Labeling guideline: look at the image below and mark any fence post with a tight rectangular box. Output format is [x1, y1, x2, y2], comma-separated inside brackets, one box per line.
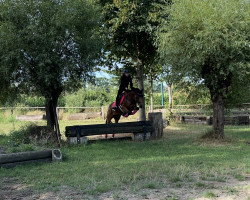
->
[101, 106, 105, 120]
[148, 112, 163, 139]
[56, 107, 59, 119]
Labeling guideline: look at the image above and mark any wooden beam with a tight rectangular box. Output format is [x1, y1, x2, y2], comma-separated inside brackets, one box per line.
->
[65, 121, 153, 137]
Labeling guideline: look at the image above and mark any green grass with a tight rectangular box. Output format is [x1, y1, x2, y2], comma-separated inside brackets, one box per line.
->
[204, 191, 217, 198]
[195, 182, 206, 188]
[0, 121, 249, 195]
[226, 187, 239, 194]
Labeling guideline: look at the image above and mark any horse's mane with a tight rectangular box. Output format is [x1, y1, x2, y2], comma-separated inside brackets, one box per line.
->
[125, 88, 142, 94]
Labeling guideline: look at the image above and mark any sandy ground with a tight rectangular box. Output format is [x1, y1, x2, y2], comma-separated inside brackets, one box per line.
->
[0, 176, 249, 200]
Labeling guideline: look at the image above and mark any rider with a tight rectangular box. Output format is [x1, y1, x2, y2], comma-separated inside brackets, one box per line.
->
[112, 69, 134, 111]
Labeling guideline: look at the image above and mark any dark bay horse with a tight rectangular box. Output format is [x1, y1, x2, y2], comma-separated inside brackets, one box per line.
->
[106, 88, 143, 124]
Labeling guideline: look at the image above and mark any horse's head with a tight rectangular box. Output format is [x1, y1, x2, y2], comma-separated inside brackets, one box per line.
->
[132, 88, 144, 104]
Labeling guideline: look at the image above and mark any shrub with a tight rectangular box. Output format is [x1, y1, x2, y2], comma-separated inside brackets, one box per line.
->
[9, 124, 57, 146]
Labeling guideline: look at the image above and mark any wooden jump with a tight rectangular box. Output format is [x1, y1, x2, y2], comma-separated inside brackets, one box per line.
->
[65, 112, 163, 144]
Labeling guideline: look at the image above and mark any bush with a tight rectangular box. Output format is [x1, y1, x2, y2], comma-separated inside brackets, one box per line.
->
[65, 86, 116, 108]
[7, 144, 35, 153]
[9, 124, 57, 146]
[9, 126, 33, 144]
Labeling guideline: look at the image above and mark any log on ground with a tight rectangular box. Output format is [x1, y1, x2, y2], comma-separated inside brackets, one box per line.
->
[0, 150, 52, 164]
[68, 112, 101, 120]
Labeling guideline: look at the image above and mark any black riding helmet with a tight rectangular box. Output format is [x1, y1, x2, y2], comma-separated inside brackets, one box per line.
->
[124, 69, 130, 73]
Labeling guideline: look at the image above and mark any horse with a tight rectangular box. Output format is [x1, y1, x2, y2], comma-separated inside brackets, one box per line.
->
[106, 88, 144, 125]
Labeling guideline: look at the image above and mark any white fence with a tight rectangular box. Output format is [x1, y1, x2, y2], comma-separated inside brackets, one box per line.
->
[0, 106, 106, 121]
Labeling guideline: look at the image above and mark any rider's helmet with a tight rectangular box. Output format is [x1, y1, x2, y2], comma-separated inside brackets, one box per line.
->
[124, 69, 130, 74]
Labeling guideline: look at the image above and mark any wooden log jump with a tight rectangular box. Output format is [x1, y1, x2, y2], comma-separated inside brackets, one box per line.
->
[65, 112, 163, 144]
[0, 149, 62, 168]
[68, 112, 102, 120]
[16, 114, 46, 121]
[176, 115, 249, 125]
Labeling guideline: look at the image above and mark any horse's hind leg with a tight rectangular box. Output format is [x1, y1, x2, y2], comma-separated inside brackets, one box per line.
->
[112, 115, 121, 138]
[105, 105, 113, 138]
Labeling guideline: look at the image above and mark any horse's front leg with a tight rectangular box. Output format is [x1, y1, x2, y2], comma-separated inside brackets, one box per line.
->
[119, 106, 130, 116]
[114, 116, 121, 123]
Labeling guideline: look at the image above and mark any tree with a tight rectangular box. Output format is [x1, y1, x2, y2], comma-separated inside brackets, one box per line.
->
[145, 64, 162, 111]
[101, 0, 171, 120]
[0, 0, 102, 130]
[161, 64, 175, 109]
[225, 74, 250, 108]
[158, 0, 250, 138]
[0, 17, 19, 105]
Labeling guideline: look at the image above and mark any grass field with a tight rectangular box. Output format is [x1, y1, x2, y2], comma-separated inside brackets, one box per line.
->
[0, 119, 250, 199]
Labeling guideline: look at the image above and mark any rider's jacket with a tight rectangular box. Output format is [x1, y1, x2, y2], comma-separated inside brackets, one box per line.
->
[119, 74, 133, 90]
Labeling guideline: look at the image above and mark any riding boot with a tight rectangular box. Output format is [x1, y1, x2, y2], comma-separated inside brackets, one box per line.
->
[112, 97, 120, 111]
[113, 88, 123, 108]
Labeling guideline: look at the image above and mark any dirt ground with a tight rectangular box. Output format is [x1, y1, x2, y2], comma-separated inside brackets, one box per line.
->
[0, 176, 249, 200]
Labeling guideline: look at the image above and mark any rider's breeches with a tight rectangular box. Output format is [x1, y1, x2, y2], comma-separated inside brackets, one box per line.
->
[116, 87, 124, 106]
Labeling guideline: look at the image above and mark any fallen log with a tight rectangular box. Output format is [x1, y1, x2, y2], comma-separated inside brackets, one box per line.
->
[0, 149, 62, 168]
[68, 112, 101, 120]
[16, 115, 46, 121]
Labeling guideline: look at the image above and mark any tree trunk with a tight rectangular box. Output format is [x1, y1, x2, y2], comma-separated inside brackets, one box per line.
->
[150, 75, 153, 112]
[136, 61, 146, 121]
[212, 94, 225, 139]
[167, 83, 173, 109]
[45, 88, 62, 131]
[52, 95, 61, 146]
[45, 98, 55, 130]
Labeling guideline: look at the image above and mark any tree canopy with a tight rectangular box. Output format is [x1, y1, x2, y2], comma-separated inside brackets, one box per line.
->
[101, 0, 171, 120]
[158, 0, 250, 138]
[0, 0, 102, 128]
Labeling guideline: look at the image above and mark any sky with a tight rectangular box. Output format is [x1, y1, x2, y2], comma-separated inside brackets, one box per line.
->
[95, 70, 113, 79]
